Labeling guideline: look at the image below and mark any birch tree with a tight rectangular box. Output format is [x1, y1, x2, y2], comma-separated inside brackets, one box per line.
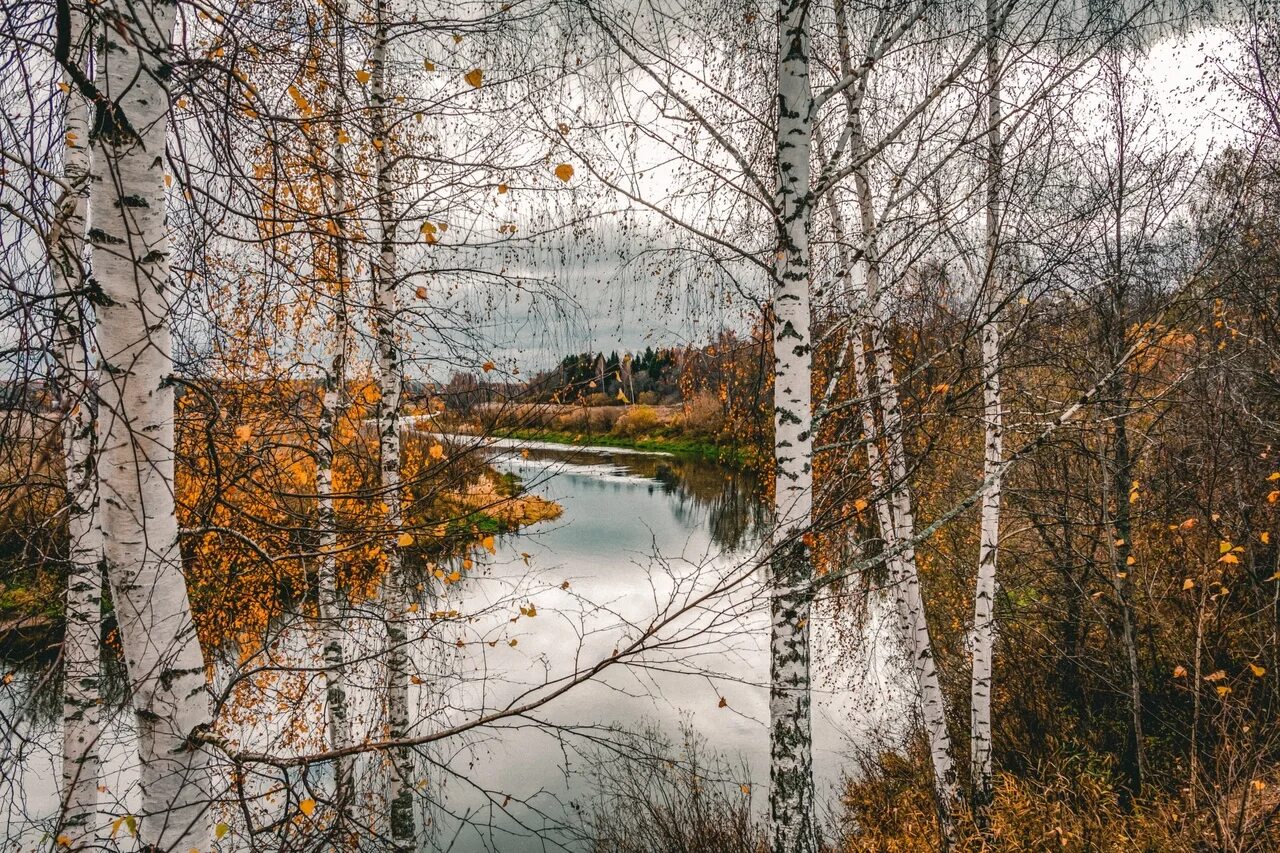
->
[48, 4, 101, 847]
[90, 0, 211, 846]
[970, 0, 1005, 816]
[769, 4, 818, 851]
[366, 0, 420, 843]
[316, 0, 356, 828]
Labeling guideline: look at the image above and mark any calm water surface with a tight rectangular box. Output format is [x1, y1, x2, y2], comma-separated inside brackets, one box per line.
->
[1, 439, 907, 851]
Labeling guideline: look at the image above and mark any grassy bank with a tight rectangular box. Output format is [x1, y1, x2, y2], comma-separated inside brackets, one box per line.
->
[490, 427, 749, 465]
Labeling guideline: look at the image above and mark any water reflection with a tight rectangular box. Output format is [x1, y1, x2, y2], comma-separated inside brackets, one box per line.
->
[1, 441, 901, 853]
[481, 440, 768, 553]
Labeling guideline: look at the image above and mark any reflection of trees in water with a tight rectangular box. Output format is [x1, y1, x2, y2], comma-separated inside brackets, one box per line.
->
[620, 455, 766, 552]
[1, 642, 131, 728]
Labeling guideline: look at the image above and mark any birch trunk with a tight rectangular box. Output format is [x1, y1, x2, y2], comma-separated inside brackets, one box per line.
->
[91, 1, 211, 847]
[822, 189, 910, 637]
[769, 3, 817, 851]
[316, 5, 354, 827]
[51, 7, 101, 846]
[848, 112, 961, 845]
[970, 0, 1004, 815]
[369, 4, 419, 845]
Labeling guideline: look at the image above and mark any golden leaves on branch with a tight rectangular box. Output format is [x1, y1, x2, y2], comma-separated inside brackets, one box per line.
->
[464, 68, 484, 88]
[554, 163, 574, 182]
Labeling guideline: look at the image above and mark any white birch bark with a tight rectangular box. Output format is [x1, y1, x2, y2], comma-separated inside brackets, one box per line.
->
[369, 3, 419, 845]
[50, 6, 101, 846]
[823, 190, 910, 638]
[970, 0, 1004, 814]
[847, 109, 961, 845]
[769, 3, 817, 851]
[316, 5, 355, 828]
[91, 1, 211, 847]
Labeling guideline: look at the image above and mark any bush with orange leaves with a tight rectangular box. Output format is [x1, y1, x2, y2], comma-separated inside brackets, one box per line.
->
[175, 376, 557, 652]
[836, 743, 1275, 853]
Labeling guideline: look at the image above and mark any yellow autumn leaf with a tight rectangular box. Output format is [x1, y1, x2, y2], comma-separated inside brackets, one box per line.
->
[854, 498, 869, 513]
[1179, 518, 1197, 530]
[216, 822, 231, 839]
[1216, 685, 1232, 697]
[1220, 540, 1234, 554]
[464, 68, 484, 88]
[424, 59, 435, 71]
[1204, 669, 1226, 682]
[1250, 663, 1266, 677]
[447, 570, 461, 583]
[398, 532, 415, 547]
[1268, 471, 1280, 481]
[1263, 532, 1271, 544]
[164, 173, 173, 188]
[497, 183, 508, 194]
[482, 360, 495, 372]
[429, 443, 445, 460]
[1182, 578, 1195, 591]
[482, 535, 495, 554]
[299, 798, 316, 816]
[554, 163, 575, 182]
[508, 638, 518, 647]
[355, 69, 371, 84]
[1220, 553, 1240, 564]
[286, 84, 310, 113]
[740, 783, 751, 795]
[56, 835, 71, 847]
[1269, 490, 1280, 503]
[235, 424, 252, 442]
[407, 602, 419, 613]
[1172, 665, 1187, 678]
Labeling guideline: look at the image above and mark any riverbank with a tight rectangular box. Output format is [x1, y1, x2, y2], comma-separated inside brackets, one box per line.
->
[487, 427, 751, 465]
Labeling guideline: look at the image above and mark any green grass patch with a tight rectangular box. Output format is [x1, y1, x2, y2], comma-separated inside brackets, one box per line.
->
[491, 427, 749, 465]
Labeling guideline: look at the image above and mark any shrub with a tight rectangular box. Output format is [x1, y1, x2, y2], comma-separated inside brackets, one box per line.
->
[681, 391, 725, 437]
[576, 724, 765, 853]
[587, 406, 624, 432]
[552, 407, 590, 432]
[613, 405, 661, 438]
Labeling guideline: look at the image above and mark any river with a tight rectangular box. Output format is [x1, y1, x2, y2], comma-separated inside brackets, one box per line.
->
[1, 439, 907, 851]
